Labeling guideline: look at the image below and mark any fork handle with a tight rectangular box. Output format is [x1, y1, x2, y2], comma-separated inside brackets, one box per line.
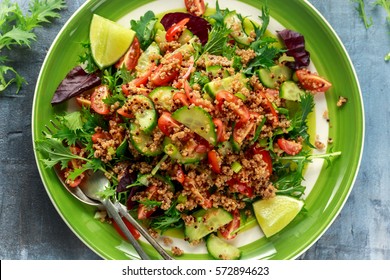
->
[116, 202, 174, 260]
[102, 199, 150, 260]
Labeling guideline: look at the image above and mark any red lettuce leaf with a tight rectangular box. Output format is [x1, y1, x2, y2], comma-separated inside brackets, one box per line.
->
[51, 66, 101, 105]
[160, 12, 211, 45]
[277, 29, 310, 69]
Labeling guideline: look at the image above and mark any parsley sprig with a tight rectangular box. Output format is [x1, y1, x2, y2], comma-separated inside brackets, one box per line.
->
[0, 0, 66, 93]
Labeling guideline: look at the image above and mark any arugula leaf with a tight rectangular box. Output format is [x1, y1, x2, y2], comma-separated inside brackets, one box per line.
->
[0, 0, 66, 93]
[130, 11, 157, 51]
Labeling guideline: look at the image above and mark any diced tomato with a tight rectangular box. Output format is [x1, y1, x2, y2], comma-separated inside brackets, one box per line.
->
[67, 176, 83, 188]
[277, 138, 302, 155]
[158, 111, 181, 136]
[233, 120, 255, 145]
[219, 209, 240, 240]
[213, 118, 229, 143]
[216, 90, 250, 123]
[208, 150, 222, 174]
[184, 0, 206, 16]
[166, 18, 190, 42]
[115, 37, 141, 71]
[259, 91, 278, 125]
[137, 185, 158, 220]
[295, 69, 332, 92]
[250, 145, 273, 177]
[112, 217, 141, 240]
[91, 85, 110, 115]
[173, 92, 190, 106]
[184, 80, 214, 110]
[172, 164, 185, 184]
[150, 53, 183, 86]
[227, 178, 254, 198]
[121, 63, 155, 95]
[91, 132, 110, 143]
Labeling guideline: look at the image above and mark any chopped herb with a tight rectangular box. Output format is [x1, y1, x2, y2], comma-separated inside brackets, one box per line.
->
[130, 11, 157, 51]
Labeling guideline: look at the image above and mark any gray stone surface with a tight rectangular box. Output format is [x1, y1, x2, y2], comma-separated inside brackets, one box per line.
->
[0, 0, 389, 260]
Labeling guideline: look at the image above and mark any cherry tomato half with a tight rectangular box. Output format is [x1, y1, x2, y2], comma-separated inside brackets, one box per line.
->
[115, 37, 141, 71]
[91, 85, 110, 115]
[184, 0, 206, 16]
[150, 53, 183, 86]
[111, 217, 141, 240]
[216, 90, 250, 123]
[219, 209, 240, 240]
[295, 69, 332, 92]
[277, 138, 302, 155]
[208, 150, 222, 174]
[166, 18, 190, 42]
[158, 111, 181, 136]
[250, 145, 273, 177]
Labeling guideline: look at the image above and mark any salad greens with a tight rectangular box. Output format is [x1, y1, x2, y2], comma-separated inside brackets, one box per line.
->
[36, 0, 340, 259]
[0, 0, 66, 94]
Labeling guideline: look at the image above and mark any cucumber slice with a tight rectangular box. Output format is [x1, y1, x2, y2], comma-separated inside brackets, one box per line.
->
[136, 42, 160, 77]
[129, 123, 163, 156]
[206, 234, 241, 260]
[185, 208, 233, 242]
[203, 73, 248, 99]
[224, 11, 251, 46]
[280, 81, 305, 101]
[149, 86, 178, 112]
[163, 137, 206, 164]
[127, 95, 157, 133]
[257, 65, 292, 89]
[171, 106, 217, 146]
[178, 29, 194, 45]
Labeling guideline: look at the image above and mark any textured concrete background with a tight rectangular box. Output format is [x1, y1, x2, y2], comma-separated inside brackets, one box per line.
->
[0, 0, 389, 260]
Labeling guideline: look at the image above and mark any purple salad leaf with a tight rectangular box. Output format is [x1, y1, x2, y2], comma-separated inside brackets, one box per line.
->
[160, 12, 211, 45]
[277, 29, 310, 69]
[51, 66, 101, 105]
[117, 168, 138, 193]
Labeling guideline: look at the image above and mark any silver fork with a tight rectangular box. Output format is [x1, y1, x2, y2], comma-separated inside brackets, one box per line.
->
[42, 120, 173, 260]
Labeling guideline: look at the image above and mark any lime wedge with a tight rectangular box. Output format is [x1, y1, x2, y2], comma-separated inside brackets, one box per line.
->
[253, 195, 304, 237]
[89, 14, 135, 69]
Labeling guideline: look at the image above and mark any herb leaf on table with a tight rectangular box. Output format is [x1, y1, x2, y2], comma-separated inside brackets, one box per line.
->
[0, 0, 66, 94]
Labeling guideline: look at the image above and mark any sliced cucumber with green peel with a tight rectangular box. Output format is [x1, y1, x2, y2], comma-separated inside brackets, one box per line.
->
[136, 41, 160, 76]
[129, 123, 163, 156]
[171, 106, 217, 146]
[178, 29, 194, 45]
[127, 95, 157, 133]
[206, 234, 241, 260]
[203, 73, 248, 99]
[163, 137, 206, 164]
[257, 65, 292, 89]
[224, 11, 251, 46]
[280, 81, 305, 101]
[149, 86, 178, 112]
[185, 208, 233, 242]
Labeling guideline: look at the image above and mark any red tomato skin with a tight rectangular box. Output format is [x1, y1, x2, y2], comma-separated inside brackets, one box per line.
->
[166, 18, 190, 42]
[150, 53, 183, 86]
[295, 69, 332, 92]
[173, 92, 190, 106]
[216, 90, 250, 123]
[91, 85, 110, 115]
[250, 146, 273, 177]
[112, 217, 141, 240]
[208, 150, 222, 174]
[226, 178, 254, 198]
[115, 37, 141, 71]
[259, 91, 278, 125]
[213, 118, 229, 143]
[219, 209, 240, 240]
[184, 0, 206, 16]
[91, 132, 110, 143]
[158, 112, 181, 136]
[277, 138, 302, 155]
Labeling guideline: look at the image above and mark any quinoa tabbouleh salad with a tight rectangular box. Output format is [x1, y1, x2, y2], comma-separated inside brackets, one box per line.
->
[36, 0, 341, 259]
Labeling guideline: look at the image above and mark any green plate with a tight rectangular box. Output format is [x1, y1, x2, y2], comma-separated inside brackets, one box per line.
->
[32, 0, 364, 260]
